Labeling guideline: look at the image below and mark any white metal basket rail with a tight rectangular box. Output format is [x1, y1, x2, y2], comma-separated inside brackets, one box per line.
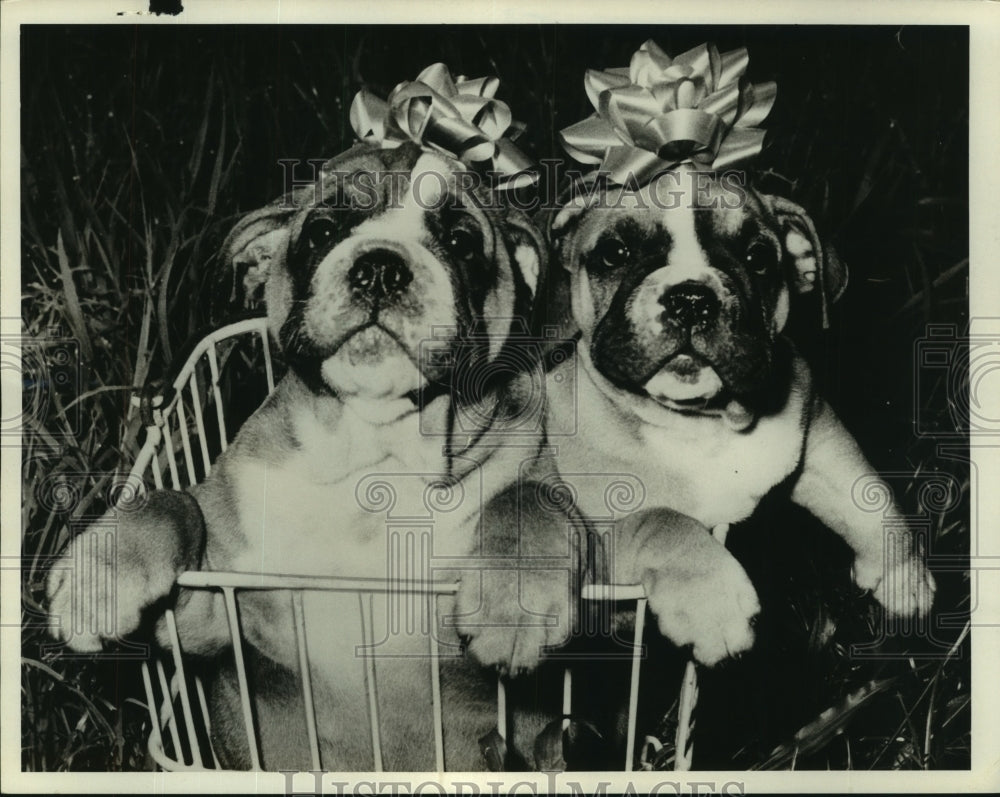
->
[122, 319, 709, 773]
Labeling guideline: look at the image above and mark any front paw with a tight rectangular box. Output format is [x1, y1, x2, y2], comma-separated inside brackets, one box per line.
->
[455, 569, 572, 676]
[854, 545, 935, 618]
[46, 526, 147, 652]
[46, 490, 203, 652]
[643, 553, 760, 667]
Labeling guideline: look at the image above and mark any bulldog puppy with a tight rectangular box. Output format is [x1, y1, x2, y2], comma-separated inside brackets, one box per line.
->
[46, 141, 574, 770]
[543, 166, 935, 664]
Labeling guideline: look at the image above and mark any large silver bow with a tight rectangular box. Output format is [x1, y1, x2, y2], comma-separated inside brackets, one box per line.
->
[560, 41, 777, 186]
[350, 63, 536, 190]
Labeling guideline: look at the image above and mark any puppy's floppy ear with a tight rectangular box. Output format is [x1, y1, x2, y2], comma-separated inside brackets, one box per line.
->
[765, 194, 848, 328]
[549, 199, 588, 238]
[537, 186, 596, 340]
[214, 149, 380, 322]
[215, 205, 294, 320]
[499, 207, 547, 300]
[546, 193, 594, 270]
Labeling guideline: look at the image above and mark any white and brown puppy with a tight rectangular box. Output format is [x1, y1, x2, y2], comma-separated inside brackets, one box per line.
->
[543, 166, 935, 664]
[46, 142, 572, 771]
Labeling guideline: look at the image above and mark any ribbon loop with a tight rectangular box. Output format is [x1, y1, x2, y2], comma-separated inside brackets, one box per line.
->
[559, 40, 776, 187]
[350, 63, 536, 190]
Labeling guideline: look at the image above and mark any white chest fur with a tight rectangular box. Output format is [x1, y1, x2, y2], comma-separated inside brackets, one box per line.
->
[226, 401, 483, 578]
[545, 355, 810, 529]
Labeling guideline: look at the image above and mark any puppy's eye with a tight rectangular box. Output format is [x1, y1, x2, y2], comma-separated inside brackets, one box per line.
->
[304, 217, 338, 250]
[594, 237, 630, 269]
[446, 227, 481, 262]
[745, 240, 778, 275]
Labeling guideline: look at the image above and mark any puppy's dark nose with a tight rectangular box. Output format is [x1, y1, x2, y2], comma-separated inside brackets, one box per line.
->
[660, 283, 720, 328]
[348, 249, 413, 299]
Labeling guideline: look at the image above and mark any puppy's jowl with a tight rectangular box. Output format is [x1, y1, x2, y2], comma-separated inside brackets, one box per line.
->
[544, 166, 935, 665]
[46, 141, 573, 771]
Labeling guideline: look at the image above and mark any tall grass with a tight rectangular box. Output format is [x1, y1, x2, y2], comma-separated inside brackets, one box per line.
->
[20, 29, 249, 770]
[20, 25, 969, 771]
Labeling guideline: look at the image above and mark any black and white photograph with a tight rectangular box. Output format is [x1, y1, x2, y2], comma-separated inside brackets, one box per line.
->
[2, 1, 997, 794]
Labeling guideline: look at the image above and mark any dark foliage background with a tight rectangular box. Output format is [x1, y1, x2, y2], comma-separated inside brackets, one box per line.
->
[20, 24, 969, 771]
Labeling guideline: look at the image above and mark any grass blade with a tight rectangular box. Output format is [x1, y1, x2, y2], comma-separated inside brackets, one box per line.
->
[54, 232, 93, 362]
